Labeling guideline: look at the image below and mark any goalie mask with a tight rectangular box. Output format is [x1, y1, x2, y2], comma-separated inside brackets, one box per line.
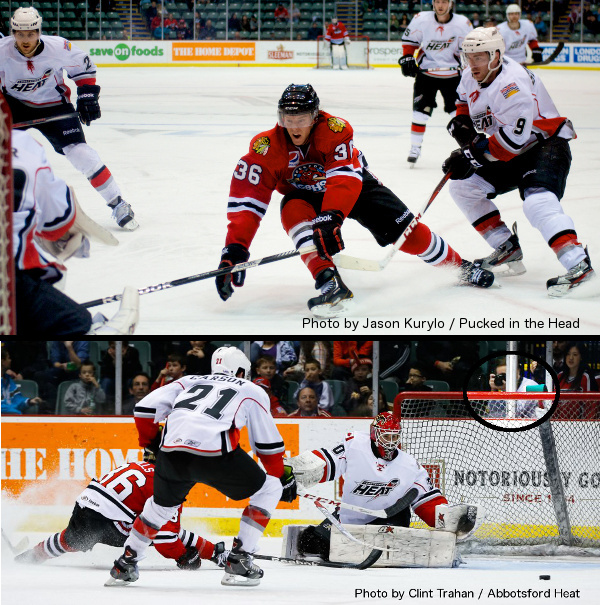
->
[211, 346, 251, 380]
[370, 412, 401, 460]
[277, 84, 320, 128]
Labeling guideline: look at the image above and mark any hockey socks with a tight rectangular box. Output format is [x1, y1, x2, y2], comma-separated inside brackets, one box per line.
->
[400, 222, 461, 267]
[16, 530, 77, 563]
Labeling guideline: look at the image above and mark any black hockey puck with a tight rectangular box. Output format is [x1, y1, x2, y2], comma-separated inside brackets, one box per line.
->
[539, 575, 551, 580]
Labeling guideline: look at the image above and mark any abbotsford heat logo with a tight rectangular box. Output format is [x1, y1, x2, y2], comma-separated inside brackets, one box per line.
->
[351, 478, 399, 501]
[472, 106, 494, 131]
[11, 68, 53, 93]
[426, 35, 455, 51]
[252, 136, 270, 156]
[287, 163, 326, 192]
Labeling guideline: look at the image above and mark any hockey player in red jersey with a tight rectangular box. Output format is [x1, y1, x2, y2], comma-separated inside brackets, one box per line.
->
[442, 27, 594, 296]
[107, 346, 297, 587]
[324, 17, 350, 69]
[286, 412, 482, 560]
[15, 459, 225, 569]
[0, 7, 138, 230]
[216, 83, 493, 318]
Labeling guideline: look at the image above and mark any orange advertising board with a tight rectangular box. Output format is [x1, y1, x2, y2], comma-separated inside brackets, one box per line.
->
[1, 418, 299, 510]
[172, 42, 255, 61]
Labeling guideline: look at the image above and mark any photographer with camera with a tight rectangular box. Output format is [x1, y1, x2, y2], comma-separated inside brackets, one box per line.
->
[488, 357, 538, 418]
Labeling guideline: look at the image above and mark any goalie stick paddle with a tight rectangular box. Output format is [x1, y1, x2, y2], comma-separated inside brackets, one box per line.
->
[1, 529, 29, 555]
[80, 245, 316, 309]
[252, 549, 381, 570]
[334, 172, 451, 272]
[299, 488, 418, 519]
[13, 113, 80, 129]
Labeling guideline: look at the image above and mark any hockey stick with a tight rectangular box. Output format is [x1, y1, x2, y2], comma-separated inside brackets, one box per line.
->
[80, 245, 317, 309]
[529, 42, 565, 66]
[1, 529, 29, 555]
[13, 113, 79, 129]
[299, 488, 418, 519]
[334, 172, 451, 272]
[252, 549, 381, 570]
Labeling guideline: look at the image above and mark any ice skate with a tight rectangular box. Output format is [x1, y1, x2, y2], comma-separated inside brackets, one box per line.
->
[221, 538, 263, 587]
[210, 541, 228, 568]
[459, 260, 495, 288]
[14, 546, 46, 565]
[105, 547, 139, 586]
[407, 145, 421, 168]
[307, 268, 354, 318]
[474, 222, 526, 276]
[547, 248, 594, 297]
[108, 197, 139, 231]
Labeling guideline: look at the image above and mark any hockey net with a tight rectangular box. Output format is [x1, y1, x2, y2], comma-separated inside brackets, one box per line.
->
[316, 35, 370, 69]
[395, 392, 600, 555]
[0, 92, 16, 335]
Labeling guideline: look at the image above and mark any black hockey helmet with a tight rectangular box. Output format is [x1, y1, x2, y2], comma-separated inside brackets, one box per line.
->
[277, 84, 320, 127]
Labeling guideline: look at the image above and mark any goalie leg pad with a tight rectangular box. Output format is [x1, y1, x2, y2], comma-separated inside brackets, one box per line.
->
[329, 525, 457, 568]
[281, 525, 309, 559]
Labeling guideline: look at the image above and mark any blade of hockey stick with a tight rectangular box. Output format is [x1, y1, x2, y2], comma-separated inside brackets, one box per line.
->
[1, 529, 29, 555]
[13, 113, 79, 129]
[253, 549, 381, 570]
[334, 172, 451, 272]
[299, 487, 418, 519]
[80, 245, 316, 309]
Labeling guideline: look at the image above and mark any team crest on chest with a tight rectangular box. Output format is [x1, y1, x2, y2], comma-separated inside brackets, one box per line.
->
[351, 478, 399, 501]
[252, 136, 270, 156]
[327, 117, 346, 133]
[472, 106, 494, 131]
[10, 68, 53, 93]
[287, 162, 326, 192]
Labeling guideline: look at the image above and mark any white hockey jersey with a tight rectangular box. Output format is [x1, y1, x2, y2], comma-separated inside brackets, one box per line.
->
[402, 11, 473, 77]
[456, 56, 574, 162]
[134, 374, 286, 475]
[497, 20, 538, 64]
[11, 130, 75, 280]
[0, 35, 96, 107]
[314, 431, 445, 525]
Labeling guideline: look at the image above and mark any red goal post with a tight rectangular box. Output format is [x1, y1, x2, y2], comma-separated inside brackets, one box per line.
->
[316, 35, 370, 69]
[394, 391, 600, 554]
[0, 92, 16, 335]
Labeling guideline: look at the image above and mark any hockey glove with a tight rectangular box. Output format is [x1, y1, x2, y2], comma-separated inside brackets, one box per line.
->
[215, 243, 250, 302]
[462, 134, 492, 169]
[442, 149, 475, 180]
[280, 465, 298, 503]
[176, 547, 201, 570]
[312, 210, 345, 261]
[447, 114, 478, 148]
[76, 84, 101, 126]
[143, 425, 163, 463]
[531, 47, 543, 63]
[398, 54, 418, 77]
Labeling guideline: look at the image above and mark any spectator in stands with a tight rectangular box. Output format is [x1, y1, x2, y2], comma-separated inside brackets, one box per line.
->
[199, 19, 217, 39]
[293, 359, 334, 413]
[488, 357, 539, 417]
[253, 377, 288, 417]
[184, 340, 217, 375]
[250, 15, 258, 32]
[533, 12, 548, 38]
[164, 12, 178, 30]
[552, 340, 569, 372]
[584, 12, 600, 35]
[417, 341, 478, 391]
[241, 14, 252, 33]
[291, 5, 301, 24]
[471, 12, 481, 27]
[228, 12, 241, 32]
[274, 2, 289, 22]
[483, 15, 497, 27]
[352, 389, 388, 417]
[399, 362, 433, 392]
[150, 9, 163, 36]
[254, 354, 288, 404]
[283, 341, 333, 380]
[145, 0, 158, 28]
[399, 13, 410, 32]
[63, 361, 106, 415]
[307, 21, 321, 40]
[390, 13, 401, 32]
[251, 341, 297, 372]
[332, 340, 373, 380]
[122, 372, 151, 415]
[151, 353, 186, 391]
[1, 348, 42, 415]
[99, 341, 142, 402]
[343, 358, 373, 413]
[557, 342, 597, 393]
[288, 387, 332, 418]
[176, 18, 191, 39]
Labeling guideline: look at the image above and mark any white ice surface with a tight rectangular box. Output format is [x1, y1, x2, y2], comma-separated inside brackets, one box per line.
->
[28, 66, 600, 334]
[2, 531, 600, 605]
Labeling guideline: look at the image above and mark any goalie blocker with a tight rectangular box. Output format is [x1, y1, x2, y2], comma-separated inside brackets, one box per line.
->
[282, 503, 483, 568]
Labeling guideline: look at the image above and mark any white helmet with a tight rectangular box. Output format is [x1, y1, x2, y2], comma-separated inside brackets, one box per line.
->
[462, 26, 505, 64]
[11, 7, 42, 31]
[506, 3, 521, 17]
[211, 346, 251, 380]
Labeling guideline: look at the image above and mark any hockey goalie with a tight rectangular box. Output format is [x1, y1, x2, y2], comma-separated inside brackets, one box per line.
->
[285, 412, 484, 568]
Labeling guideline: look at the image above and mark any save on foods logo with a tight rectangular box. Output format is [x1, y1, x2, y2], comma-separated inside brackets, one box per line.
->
[89, 43, 164, 61]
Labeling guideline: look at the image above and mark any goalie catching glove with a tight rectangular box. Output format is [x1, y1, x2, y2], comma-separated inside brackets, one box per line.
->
[77, 84, 101, 126]
[215, 243, 250, 301]
[285, 450, 325, 489]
